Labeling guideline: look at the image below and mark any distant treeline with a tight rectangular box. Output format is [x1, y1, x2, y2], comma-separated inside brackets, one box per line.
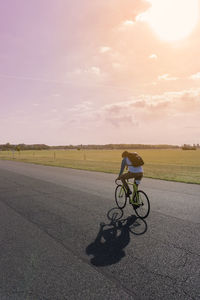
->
[64, 144, 180, 150]
[182, 144, 199, 150]
[0, 143, 50, 151]
[0, 143, 181, 151]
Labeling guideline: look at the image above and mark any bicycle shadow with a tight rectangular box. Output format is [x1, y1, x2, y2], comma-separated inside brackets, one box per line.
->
[86, 207, 148, 266]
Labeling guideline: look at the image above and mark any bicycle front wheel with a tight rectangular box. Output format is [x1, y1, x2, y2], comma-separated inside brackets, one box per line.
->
[115, 184, 127, 209]
[132, 190, 150, 219]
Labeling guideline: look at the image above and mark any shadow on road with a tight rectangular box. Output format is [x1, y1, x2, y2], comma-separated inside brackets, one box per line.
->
[86, 207, 148, 266]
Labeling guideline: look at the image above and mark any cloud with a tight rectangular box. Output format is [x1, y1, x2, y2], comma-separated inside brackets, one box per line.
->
[122, 20, 135, 26]
[118, 20, 135, 31]
[74, 66, 101, 76]
[158, 74, 178, 81]
[149, 54, 157, 59]
[25, 87, 200, 145]
[105, 115, 138, 127]
[90, 67, 100, 75]
[67, 101, 93, 113]
[117, 0, 151, 31]
[190, 72, 200, 80]
[101, 103, 138, 127]
[65, 66, 107, 86]
[98, 88, 200, 123]
[135, 11, 149, 22]
[99, 46, 112, 53]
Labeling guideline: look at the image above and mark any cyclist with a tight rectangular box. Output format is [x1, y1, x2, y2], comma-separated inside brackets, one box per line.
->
[116, 151, 143, 196]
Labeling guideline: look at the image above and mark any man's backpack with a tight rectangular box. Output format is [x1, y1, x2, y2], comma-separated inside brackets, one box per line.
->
[127, 152, 144, 167]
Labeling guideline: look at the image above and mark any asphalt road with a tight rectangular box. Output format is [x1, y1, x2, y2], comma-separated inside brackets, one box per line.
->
[0, 160, 199, 300]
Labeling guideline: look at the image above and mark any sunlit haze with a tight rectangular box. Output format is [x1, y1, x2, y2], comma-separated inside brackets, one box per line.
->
[143, 0, 199, 41]
[1, 0, 200, 146]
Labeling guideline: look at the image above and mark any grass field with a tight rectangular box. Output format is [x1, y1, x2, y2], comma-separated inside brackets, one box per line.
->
[0, 149, 200, 184]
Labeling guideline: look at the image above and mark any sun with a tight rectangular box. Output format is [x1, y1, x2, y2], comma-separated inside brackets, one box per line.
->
[143, 0, 199, 42]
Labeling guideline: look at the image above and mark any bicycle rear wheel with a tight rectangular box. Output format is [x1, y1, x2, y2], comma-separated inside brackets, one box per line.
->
[115, 184, 127, 209]
[132, 190, 150, 219]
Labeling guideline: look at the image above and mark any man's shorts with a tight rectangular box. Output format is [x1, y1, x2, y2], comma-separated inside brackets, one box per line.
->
[119, 171, 143, 185]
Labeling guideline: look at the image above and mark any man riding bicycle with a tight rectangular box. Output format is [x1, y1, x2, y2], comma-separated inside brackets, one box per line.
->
[116, 151, 143, 197]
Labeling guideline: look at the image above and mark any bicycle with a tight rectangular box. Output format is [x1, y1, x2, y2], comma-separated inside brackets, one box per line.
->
[115, 179, 150, 219]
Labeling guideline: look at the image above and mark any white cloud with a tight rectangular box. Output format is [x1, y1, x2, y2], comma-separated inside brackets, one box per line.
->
[99, 46, 111, 53]
[90, 67, 100, 75]
[119, 20, 135, 31]
[135, 12, 148, 22]
[73, 67, 101, 76]
[190, 72, 200, 80]
[68, 101, 93, 113]
[123, 20, 135, 26]
[158, 74, 178, 81]
[149, 54, 157, 59]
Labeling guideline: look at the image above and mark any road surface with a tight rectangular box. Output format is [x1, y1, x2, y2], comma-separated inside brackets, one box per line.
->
[0, 160, 199, 299]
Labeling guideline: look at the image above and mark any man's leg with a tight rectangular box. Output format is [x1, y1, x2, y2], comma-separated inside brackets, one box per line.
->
[119, 172, 135, 195]
[133, 173, 143, 186]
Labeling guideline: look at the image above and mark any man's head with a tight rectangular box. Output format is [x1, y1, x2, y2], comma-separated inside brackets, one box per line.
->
[122, 151, 129, 158]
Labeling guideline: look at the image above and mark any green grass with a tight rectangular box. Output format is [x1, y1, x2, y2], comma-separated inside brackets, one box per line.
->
[0, 149, 200, 184]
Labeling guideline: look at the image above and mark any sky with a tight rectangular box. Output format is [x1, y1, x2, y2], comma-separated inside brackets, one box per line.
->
[1, 0, 200, 146]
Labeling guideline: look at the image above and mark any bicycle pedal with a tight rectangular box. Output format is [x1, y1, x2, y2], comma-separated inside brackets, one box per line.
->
[133, 203, 140, 208]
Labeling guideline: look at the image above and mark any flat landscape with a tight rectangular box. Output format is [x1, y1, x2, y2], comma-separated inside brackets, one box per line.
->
[2, 0, 200, 298]
[0, 160, 199, 299]
[0, 149, 200, 184]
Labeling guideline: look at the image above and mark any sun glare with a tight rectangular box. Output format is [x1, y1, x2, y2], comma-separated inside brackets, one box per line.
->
[144, 0, 199, 41]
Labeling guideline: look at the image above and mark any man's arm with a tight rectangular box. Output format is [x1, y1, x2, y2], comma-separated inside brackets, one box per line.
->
[118, 158, 126, 178]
